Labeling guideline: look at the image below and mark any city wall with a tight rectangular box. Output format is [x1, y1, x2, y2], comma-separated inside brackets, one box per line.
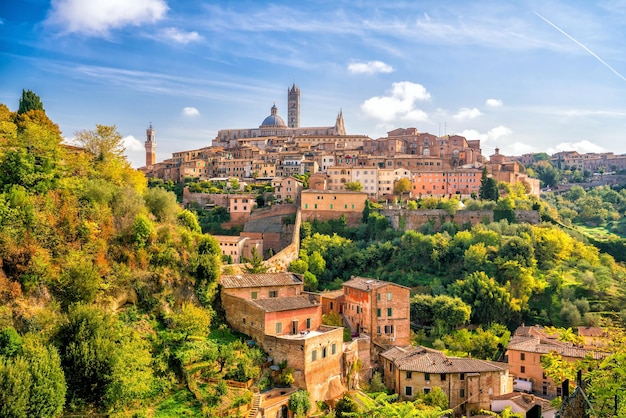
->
[381, 209, 540, 230]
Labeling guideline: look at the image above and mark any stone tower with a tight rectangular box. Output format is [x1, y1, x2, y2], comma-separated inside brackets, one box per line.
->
[145, 123, 156, 167]
[288, 82, 300, 128]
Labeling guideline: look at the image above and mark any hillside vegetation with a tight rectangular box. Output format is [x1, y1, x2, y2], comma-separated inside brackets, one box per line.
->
[0, 99, 232, 415]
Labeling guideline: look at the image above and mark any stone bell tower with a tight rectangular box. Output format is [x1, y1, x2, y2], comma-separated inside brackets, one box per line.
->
[288, 82, 300, 128]
[145, 123, 156, 167]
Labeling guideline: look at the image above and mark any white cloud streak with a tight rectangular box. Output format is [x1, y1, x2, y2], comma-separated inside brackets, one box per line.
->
[454, 107, 482, 121]
[182, 107, 200, 117]
[47, 0, 168, 36]
[161, 27, 202, 44]
[548, 140, 606, 154]
[348, 61, 394, 75]
[486, 98, 503, 107]
[533, 11, 626, 81]
[361, 82, 431, 122]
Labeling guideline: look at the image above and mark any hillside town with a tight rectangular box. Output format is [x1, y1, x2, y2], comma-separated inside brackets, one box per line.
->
[136, 85, 620, 416]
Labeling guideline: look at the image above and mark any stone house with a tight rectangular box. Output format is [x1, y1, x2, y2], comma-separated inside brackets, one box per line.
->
[220, 273, 345, 402]
[321, 277, 411, 349]
[506, 325, 607, 398]
[380, 345, 512, 417]
[491, 392, 556, 418]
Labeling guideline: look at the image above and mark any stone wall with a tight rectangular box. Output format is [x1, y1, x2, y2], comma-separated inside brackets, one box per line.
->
[301, 210, 363, 225]
[381, 209, 540, 230]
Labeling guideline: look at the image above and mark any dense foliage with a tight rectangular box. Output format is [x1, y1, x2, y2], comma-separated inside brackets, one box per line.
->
[0, 98, 228, 414]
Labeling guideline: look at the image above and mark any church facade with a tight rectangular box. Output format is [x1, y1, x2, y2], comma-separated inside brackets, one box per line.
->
[212, 82, 346, 148]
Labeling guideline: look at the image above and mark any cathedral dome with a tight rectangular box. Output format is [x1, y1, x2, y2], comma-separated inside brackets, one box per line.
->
[260, 104, 287, 128]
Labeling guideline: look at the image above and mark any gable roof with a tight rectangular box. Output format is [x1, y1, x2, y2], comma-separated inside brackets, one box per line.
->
[250, 293, 319, 312]
[381, 346, 509, 374]
[220, 272, 303, 289]
[491, 392, 555, 413]
[507, 336, 607, 360]
[343, 277, 410, 292]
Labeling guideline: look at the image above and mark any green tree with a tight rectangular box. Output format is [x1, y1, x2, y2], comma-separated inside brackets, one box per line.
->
[0, 327, 22, 357]
[170, 303, 212, 339]
[288, 390, 311, 418]
[74, 124, 125, 162]
[243, 247, 268, 273]
[394, 178, 412, 195]
[0, 355, 32, 417]
[451, 271, 516, 326]
[18, 89, 44, 114]
[335, 394, 359, 417]
[308, 250, 326, 277]
[144, 187, 180, 223]
[344, 181, 363, 192]
[421, 386, 448, 410]
[22, 336, 66, 418]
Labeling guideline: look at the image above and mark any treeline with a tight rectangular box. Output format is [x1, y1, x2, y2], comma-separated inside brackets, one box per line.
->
[0, 93, 232, 415]
[295, 212, 626, 331]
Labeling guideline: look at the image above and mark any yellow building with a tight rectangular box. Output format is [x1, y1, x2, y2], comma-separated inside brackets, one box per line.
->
[300, 190, 367, 224]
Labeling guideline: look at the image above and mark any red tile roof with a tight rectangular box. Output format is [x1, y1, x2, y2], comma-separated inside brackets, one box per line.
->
[381, 346, 509, 374]
[220, 272, 303, 288]
[250, 294, 319, 312]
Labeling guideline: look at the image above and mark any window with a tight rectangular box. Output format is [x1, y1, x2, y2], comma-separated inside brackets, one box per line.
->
[312, 350, 317, 361]
[406, 371, 412, 379]
[520, 366, 526, 373]
[425, 373, 430, 382]
[387, 292, 392, 301]
[387, 308, 392, 317]
[441, 373, 446, 381]
[322, 347, 327, 358]
[306, 318, 311, 329]
[521, 353, 526, 361]
[384, 325, 394, 334]
[330, 302, 334, 310]
[377, 308, 381, 317]
[377, 293, 381, 301]
[377, 326, 381, 335]
[460, 373, 465, 381]
[251, 291, 257, 299]
[405, 386, 413, 396]
[332, 343, 336, 355]
[424, 388, 431, 394]
[460, 389, 465, 398]
[276, 322, 282, 334]
[269, 291, 278, 298]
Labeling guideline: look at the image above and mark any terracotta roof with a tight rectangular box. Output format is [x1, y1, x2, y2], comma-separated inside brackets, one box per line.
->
[343, 277, 410, 292]
[220, 273, 303, 288]
[577, 327, 607, 337]
[320, 289, 344, 299]
[507, 336, 607, 360]
[250, 294, 319, 312]
[381, 346, 509, 374]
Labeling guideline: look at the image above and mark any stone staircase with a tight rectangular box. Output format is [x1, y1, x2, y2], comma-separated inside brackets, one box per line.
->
[248, 391, 262, 418]
[342, 313, 356, 336]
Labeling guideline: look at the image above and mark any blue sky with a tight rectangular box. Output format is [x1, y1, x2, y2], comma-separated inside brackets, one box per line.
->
[2, 0, 626, 167]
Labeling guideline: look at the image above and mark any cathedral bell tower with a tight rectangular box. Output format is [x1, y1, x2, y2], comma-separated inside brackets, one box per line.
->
[288, 82, 300, 128]
[145, 123, 156, 167]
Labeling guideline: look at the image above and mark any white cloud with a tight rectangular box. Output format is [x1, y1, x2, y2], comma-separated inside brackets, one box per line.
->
[361, 82, 431, 122]
[161, 27, 202, 44]
[348, 60, 394, 75]
[47, 0, 168, 36]
[503, 142, 536, 155]
[123, 135, 144, 151]
[548, 140, 606, 154]
[486, 98, 503, 107]
[453, 107, 482, 121]
[458, 125, 512, 144]
[182, 107, 200, 117]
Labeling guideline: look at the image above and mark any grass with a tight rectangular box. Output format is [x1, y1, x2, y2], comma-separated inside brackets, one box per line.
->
[153, 389, 203, 417]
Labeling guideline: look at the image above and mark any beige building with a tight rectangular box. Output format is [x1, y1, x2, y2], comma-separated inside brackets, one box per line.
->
[220, 273, 345, 403]
[214, 235, 263, 264]
[506, 325, 607, 398]
[380, 346, 512, 417]
[300, 190, 368, 224]
[271, 176, 303, 203]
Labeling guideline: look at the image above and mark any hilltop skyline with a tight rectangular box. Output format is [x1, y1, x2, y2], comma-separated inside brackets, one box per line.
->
[2, 0, 626, 167]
